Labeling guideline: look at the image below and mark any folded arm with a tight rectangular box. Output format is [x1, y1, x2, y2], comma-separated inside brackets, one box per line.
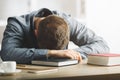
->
[68, 18, 110, 59]
[0, 18, 48, 64]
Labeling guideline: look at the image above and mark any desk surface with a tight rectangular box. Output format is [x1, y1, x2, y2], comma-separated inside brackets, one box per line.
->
[0, 61, 120, 80]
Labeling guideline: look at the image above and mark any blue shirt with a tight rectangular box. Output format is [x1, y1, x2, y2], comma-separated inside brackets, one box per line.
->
[0, 8, 109, 64]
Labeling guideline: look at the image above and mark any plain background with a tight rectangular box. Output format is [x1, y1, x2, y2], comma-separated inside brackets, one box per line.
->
[0, 0, 120, 53]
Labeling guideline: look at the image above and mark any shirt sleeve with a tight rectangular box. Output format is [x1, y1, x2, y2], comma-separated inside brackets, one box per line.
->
[68, 17, 110, 59]
[0, 17, 48, 64]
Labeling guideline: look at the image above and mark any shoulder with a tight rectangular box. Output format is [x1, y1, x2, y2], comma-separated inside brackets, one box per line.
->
[7, 13, 32, 26]
[7, 12, 35, 30]
[6, 13, 34, 35]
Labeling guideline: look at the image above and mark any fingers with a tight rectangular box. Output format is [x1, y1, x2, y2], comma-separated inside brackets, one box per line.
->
[48, 50, 82, 62]
[64, 53, 75, 59]
[77, 53, 82, 63]
[64, 50, 82, 62]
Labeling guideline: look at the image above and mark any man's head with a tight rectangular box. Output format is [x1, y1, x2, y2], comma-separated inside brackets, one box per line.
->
[34, 15, 69, 50]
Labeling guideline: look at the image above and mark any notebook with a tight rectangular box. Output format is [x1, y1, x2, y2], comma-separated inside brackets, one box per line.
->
[32, 59, 79, 67]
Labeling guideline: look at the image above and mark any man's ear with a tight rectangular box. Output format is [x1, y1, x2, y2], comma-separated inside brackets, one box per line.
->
[34, 17, 40, 39]
[34, 17, 45, 38]
[34, 29, 38, 38]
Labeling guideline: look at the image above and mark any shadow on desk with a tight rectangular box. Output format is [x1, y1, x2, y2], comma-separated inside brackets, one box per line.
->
[32, 74, 120, 80]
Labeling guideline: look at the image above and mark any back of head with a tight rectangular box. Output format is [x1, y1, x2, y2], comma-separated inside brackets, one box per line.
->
[37, 15, 69, 50]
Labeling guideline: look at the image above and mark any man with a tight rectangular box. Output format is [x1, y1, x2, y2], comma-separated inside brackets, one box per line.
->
[0, 8, 109, 64]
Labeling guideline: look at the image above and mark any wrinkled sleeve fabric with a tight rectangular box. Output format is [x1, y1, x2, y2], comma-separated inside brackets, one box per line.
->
[0, 17, 48, 64]
[68, 17, 110, 59]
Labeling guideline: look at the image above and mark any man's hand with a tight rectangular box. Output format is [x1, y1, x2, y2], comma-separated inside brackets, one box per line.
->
[48, 49, 82, 62]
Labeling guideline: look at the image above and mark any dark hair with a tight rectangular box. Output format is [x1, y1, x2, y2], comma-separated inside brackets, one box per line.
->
[37, 15, 69, 50]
